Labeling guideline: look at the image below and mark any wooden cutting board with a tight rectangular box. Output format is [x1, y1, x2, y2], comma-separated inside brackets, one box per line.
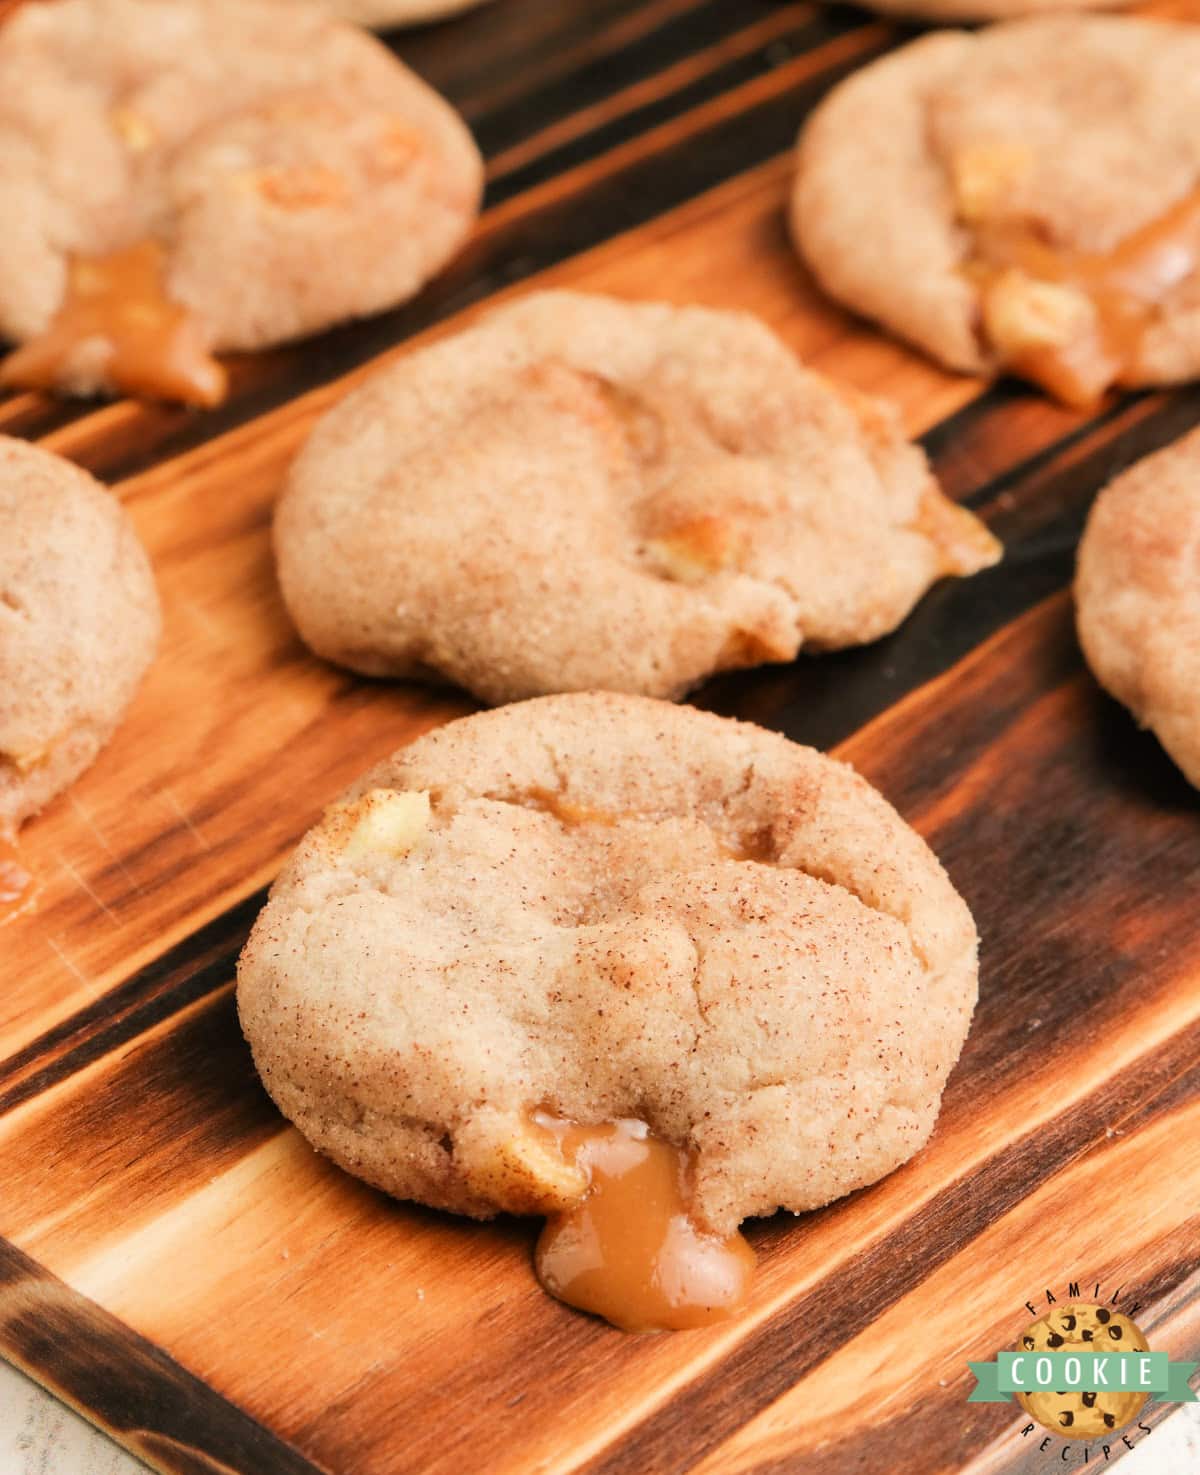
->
[1, 2, 1198, 1472]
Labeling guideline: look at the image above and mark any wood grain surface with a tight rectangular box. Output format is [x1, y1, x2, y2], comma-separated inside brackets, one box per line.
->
[1, 2, 1199, 1472]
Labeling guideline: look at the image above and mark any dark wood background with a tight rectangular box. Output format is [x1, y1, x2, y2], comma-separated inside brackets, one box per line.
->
[1, 2, 1198, 1472]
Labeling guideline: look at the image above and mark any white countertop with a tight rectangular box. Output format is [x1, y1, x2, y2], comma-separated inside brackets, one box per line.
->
[2, 1355, 1198, 1473]
[1, 1360, 145, 1475]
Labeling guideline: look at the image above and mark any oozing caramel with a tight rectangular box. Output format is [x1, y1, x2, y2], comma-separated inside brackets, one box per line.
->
[971, 190, 1200, 408]
[532, 1114, 756, 1333]
[0, 838, 33, 925]
[0, 240, 227, 406]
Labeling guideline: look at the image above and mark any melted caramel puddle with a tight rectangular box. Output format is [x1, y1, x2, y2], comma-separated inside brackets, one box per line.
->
[532, 1114, 756, 1333]
[0, 240, 227, 406]
[0, 837, 33, 925]
[973, 190, 1200, 408]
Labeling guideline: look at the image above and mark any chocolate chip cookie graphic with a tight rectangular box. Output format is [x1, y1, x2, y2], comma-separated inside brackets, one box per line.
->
[275, 291, 1000, 704]
[0, 0, 482, 405]
[792, 17, 1200, 407]
[0, 435, 160, 836]
[1075, 428, 1200, 790]
[1015, 1305, 1150, 1437]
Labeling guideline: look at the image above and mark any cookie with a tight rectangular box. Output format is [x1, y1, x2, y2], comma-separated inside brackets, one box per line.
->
[275, 291, 1000, 705]
[0, 0, 482, 405]
[1016, 1304, 1149, 1436]
[792, 17, 1200, 407]
[237, 692, 980, 1238]
[0, 436, 160, 835]
[1075, 429, 1200, 789]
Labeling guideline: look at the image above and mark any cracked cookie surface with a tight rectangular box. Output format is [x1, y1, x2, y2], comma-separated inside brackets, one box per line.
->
[0, 435, 160, 834]
[0, 0, 482, 400]
[236, 693, 980, 1235]
[275, 290, 999, 704]
[792, 18, 1200, 403]
[1076, 427, 1200, 790]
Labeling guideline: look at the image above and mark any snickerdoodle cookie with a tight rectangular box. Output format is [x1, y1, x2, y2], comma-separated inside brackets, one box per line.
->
[793, 17, 1200, 407]
[0, 0, 482, 405]
[0, 436, 159, 834]
[1076, 429, 1200, 789]
[275, 291, 1000, 704]
[237, 693, 980, 1237]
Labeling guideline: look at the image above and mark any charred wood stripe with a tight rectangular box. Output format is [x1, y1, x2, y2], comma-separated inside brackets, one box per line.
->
[481, 6, 832, 179]
[399, 0, 719, 119]
[0, 896, 261, 1114]
[0, 1237, 325, 1475]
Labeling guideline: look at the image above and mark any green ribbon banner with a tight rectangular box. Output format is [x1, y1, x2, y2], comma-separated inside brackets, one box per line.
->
[968, 1351, 1199, 1404]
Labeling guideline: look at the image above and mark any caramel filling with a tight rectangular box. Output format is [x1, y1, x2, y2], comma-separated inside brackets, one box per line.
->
[0, 838, 32, 925]
[532, 1114, 756, 1333]
[522, 788, 623, 829]
[0, 240, 227, 406]
[913, 486, 1002, 576]
[970, 191, 1200, 408]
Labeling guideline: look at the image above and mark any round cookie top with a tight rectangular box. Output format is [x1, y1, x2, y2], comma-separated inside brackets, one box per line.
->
[237, 693, 980, 1237]
[275, 290, 999, 705]
[0, 0, 482, 402]
[793, 17, 1200, 406]
[0, 435, 160, 833]
[1075, 427, 1200, 790]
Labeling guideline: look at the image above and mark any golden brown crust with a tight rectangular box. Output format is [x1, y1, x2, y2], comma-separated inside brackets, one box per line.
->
[237, 694, 980, 1235]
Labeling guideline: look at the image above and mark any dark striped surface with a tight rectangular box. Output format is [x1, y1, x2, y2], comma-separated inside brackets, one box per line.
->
[1, 2, 1198, 1472]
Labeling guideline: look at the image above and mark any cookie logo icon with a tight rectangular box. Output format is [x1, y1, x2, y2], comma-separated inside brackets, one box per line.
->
[969, 1285, 1198, 1443]
[1014, 1304, 1149, 1437]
